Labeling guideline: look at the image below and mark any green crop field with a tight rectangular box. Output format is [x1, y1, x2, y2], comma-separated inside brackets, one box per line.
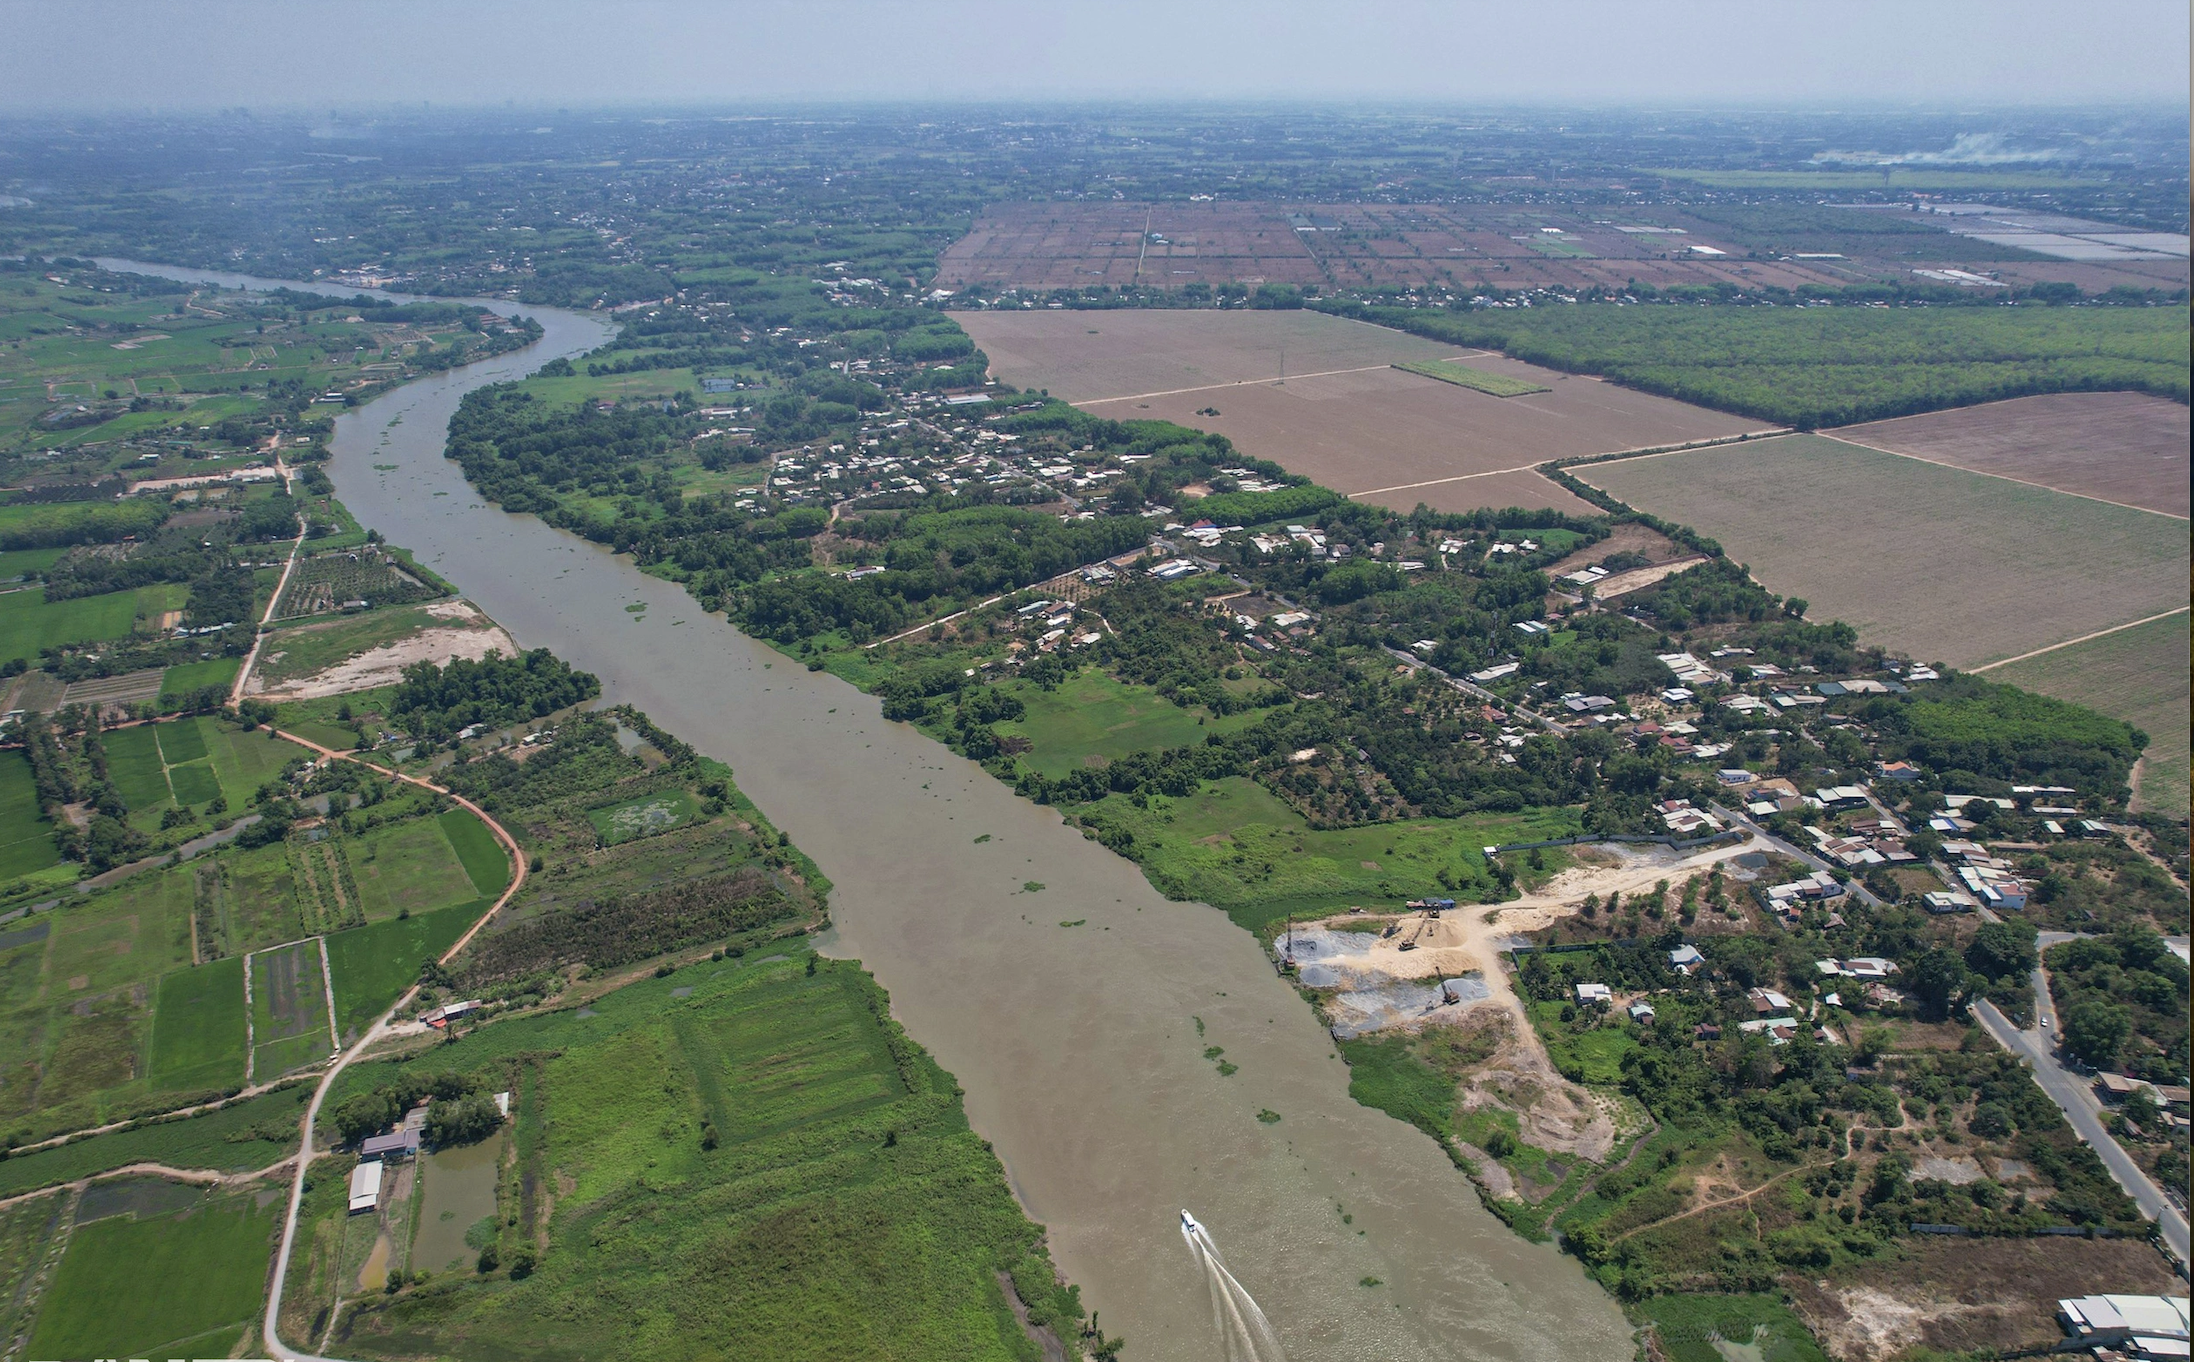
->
[105, 723, 171, 812]
[316, 952, 1069, 1362]
[0, 1194, 64, 1357]
[0, 1084, 308, 1197]
[992, 671, 1257, 780]
[147, 956, 248, 1092]
[155, 717, 210, 764]
[168, 761, 223, 806]
[160, 655, 241, 697]
[202, 720, 298, 810]
[46, 869, 195, 996]
[1991, 611, 2191, 816]
[0, 584, 164, 667]
[1075, 776, 1578, 934]
[26, 1188, 278, 1361]
[1394, 359, 1551, 397]
[350, 818, 481, 920]
[586, 788, 701, 846]
[0, 750, 62, 880]
[437, 809, 510, 897]
[0, 546, 66, 581]
[213, 842, 304, 950]
[1628, 1291, 1829, 1362]
[324, 900, 481, 1042]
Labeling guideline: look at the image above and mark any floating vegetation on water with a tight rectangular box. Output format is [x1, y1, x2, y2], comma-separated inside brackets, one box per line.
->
[1256, 1110, 1281, 1124]
[1021, 880, 1044, 893]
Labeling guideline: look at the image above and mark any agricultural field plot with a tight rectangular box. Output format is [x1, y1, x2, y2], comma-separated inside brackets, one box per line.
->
[204, 842, 306, 953]
[159, 654, 242, 697]
[305, 954, 1059, 1362]
[1989, 611, 2191, 816]
[147, 955, 248, 1092]
[1394, 358, 1549, 397]
[45, 867, 195, 997]
[935, 201, 1910, 294]
[1579, 435, 2191, 670]
[323, 899, 478, 1042]
[201, 718, 299, 810]
[437, 808, 511, 898]
[0, 1194, 68, 1358]
[271, 547, 439, 621]
[0, 1084, 308, 1198]
[1830, 391, 2192, 518]
[587, 788, 702, 846]
[990, 671, 1256, 781]
[0, 582, 180, 668]
[250, 940, 333, 1078]
[0, 749, 62, 880]
[348, 818, 483, 921]
[24, 1185, 278, 1361]
[249, 598, 516, 699]
[958, 310, 1763, 514]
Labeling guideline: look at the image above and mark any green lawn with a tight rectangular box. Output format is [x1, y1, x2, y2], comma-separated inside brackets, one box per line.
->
[148, 956, 248, 1092]
[26, 1189, 277, 1360]
[0, 750, 62, 881]
[1078, 776, 1580, 933]
[324, 900, 481, 1043]
[993, 671, 1257, 780]
[586, 789, 701, 847]
[437, 809, 510, 896]
[350, 818, 481, 921]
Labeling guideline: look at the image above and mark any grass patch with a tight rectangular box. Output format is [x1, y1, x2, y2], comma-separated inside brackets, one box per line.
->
[26, 1188, 277, 1360]
[0, 750, 61, 881]
[1529, 1000, 1641, 1085]
[1079, 776, 1579, 933]
[0, 1084, 309, 1196]
[437, 809, 510, 897]
[1629, 1292, 1829, 1362]
[586, 789, 701, 847]
[160, 655, 241, 697]
[349, 818, 480, 921]
[148, 956, 247, 1092]
[993, 671, 1255, 780]
[324, 900, 481, 1042]
[1394, 359, 1551, 397]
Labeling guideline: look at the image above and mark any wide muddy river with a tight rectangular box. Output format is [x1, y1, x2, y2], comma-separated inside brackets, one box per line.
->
[107, 260, 1632, 1360]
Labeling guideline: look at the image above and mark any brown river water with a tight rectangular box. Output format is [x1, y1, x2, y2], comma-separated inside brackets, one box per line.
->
[105, 261, 1633, 1361]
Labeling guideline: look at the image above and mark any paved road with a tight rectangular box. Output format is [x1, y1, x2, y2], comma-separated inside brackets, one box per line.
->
[1972, 996, 2189, 1266]
[1707, 803, 1886, 910]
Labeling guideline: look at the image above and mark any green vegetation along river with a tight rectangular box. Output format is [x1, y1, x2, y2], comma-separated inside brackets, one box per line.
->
[101, 260, 1632, 1361]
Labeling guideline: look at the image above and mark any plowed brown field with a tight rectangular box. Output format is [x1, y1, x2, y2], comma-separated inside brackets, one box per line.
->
[957, 310, 1769, 515]
[1832, 391, 2190, 517]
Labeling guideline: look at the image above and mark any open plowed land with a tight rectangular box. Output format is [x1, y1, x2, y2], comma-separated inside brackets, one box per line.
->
[1579, 434, 2190, 670]
[958, 310, 1765, 514]
[1832, 391, 2191, 517]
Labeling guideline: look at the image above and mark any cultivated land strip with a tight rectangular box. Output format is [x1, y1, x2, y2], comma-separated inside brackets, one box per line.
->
[1070, 359, 1486, 408]
[1968, 605, 2193, 673]
[1350, 428, 1783, 500]
[230, 459, 304, 706]
[1814, 431, 2192, 521]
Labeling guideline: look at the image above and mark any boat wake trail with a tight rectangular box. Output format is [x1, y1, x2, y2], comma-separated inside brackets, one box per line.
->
[1180, 1210, 1287, 1362]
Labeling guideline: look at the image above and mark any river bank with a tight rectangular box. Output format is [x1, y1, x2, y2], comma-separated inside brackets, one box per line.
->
[99, 257, 1636, 1361]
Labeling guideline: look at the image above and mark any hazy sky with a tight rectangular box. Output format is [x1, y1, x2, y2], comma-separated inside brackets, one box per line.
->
[1, 0, 2186, 112]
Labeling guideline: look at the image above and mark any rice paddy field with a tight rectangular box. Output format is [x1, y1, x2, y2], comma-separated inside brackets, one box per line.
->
[0, 749, 62, 880]
[286, 951, 1072, 1362]
[24, 1184, 278, 1361]
[147, 954, 247, 1091]
[1578, 434, 2190, 671]
[956, 309, 1763, 515]
[1988, 611, 2191, 816]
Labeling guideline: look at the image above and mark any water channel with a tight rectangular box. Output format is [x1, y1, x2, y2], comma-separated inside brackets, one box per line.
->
[103, 259, 1634, 1360]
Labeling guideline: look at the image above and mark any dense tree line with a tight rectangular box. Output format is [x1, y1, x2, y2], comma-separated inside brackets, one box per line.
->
[389, 648, 601, 741]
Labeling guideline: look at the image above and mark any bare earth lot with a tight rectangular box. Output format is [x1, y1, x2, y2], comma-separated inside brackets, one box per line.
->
[1832, 392, 2191, 517]
[248, 600, 518, 701]
[1578, 434, 2190, 671]
[958, 310, 1767, 514]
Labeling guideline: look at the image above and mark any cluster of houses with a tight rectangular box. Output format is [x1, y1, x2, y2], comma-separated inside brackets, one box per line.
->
[1248, 523, 1350, 559]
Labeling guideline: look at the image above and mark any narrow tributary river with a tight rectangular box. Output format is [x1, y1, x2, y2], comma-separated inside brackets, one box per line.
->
[105, 260, 1633, 1360]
